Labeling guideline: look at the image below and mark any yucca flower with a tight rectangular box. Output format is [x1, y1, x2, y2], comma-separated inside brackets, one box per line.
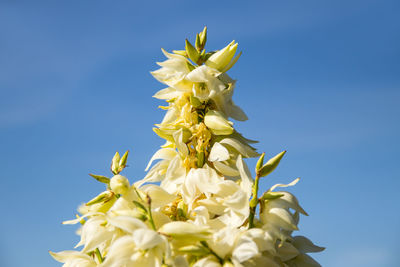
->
[51, 27, 323, 266]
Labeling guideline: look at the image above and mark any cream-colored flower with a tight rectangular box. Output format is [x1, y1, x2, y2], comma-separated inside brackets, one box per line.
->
[49, 251, 97, 267]
[151, 49, 193, 91]
[159, 221, 211, 241]
[205, 40, 240, 72]
[186, 65, 226, 101]
[110, 174, 130, 195]
[204, 110, 234, 135]
[51, 28, 323, 267]
[100, 229, 168, 267]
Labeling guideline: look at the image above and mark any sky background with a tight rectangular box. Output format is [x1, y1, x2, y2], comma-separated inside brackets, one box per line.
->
[1, 0, 399, 266]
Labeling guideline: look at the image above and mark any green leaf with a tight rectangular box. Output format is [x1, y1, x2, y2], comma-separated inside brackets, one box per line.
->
[190, 95, 202, 108]
[195, 33, 201, 51]
[89, 173, 110, 184]
[132, 200, 147, 214]
[260, 191, 284, 200]
[197, 151, 205, 168]
[186, 61, 196, 71]
[173, 50, 187, 56]
[86, 191, 113, 206]
[185, 39, 200, 64]
[203, 52, 214, 62]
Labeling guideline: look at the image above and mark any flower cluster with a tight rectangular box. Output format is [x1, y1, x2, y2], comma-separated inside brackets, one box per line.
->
[51, 27, 324, 267]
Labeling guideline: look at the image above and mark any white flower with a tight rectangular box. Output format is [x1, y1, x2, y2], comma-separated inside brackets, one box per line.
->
[205, 40, 239, 72]
[151, 49, 193, 91]
[101, 229, 168, 267]
[186, 65, 226, 101]
[204, 110, 234, 136]
[75, 215, 113, 253]
[110, 174, 130, 195]
[212, 75, 248, 121]
[193, 256, 221, 267]
[181, 165, 222, 205]
[49, 251, 97, 267]
[51, 29, 323, 267]
[159, 221, 211, 243]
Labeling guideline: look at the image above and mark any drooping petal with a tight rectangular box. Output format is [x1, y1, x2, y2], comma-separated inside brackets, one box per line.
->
[132, 228, 164, 250]
[209, 142, 230, 162]
[292, 236, 325, 253]
[107, 215, 148, 234]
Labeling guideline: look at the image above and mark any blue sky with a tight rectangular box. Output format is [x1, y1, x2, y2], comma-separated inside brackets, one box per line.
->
[1, 0, 399, 266]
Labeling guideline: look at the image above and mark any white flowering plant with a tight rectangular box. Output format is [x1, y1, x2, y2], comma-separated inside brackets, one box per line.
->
[50, 27, 324, 267]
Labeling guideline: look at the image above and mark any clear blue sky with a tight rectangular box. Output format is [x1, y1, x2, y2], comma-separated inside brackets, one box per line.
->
[1, 0, 399, 266]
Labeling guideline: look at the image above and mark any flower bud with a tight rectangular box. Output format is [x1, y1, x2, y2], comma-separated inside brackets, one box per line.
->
[259, 150, 286, 177]
[204, 110, 234, 135]
[110, 174, 130, 195]
[159, 221, 211, 240]
[111, 152, 120, 174]
[185, 39, 200, 63]
[205, 40, 238, 71]
[86, 191, 114, 206]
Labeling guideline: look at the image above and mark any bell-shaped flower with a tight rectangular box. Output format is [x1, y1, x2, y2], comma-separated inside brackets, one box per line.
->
[101, 228, 168, 267]
[107, 215, 148, 234]
[153, 87, 182, 101]
[110, 175, 130, 195]
[208, 227, 240, 259]
[181, 165, 222, 206]
[49, 251, 97, 267]
[186, 65, 226, 101]
[196, 179, 250, 228]
[205, 40, 239, 72]
[232, 234, 260, 263]
[292, 236, 325, 254]
[284, 253, 322, 267]
[281, 236, 324, 267]
[151, 49, 193, 91]
[208, 139, 257, 178]
[211, 77, 248, 121]
[204, 110, 234, 135]
[75, 216, 114, 253]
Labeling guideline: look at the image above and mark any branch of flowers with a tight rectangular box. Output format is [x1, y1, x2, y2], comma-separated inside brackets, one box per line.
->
[200, 241, 224, 264]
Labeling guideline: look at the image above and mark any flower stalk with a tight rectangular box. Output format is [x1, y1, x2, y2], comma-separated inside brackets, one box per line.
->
[248, 172, 261, 229]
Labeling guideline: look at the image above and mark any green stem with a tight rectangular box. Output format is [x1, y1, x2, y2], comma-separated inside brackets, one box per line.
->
[146, 195, 157, 231]
[95, 248, 104, 263]
[197, 151, 205, 168]
[248, 173, 260, 229]
[200, 241, 224, 264]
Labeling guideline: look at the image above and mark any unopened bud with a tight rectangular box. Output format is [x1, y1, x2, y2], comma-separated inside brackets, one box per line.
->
[259, 151, 286, 177]
[204, 110, 234, 135]
[110, 174, 130, 195]
[111, 152, 120, 174]
[205, 40, 238, 72]
[86, 191, 114, 206]
[185, 39, 200, 64]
